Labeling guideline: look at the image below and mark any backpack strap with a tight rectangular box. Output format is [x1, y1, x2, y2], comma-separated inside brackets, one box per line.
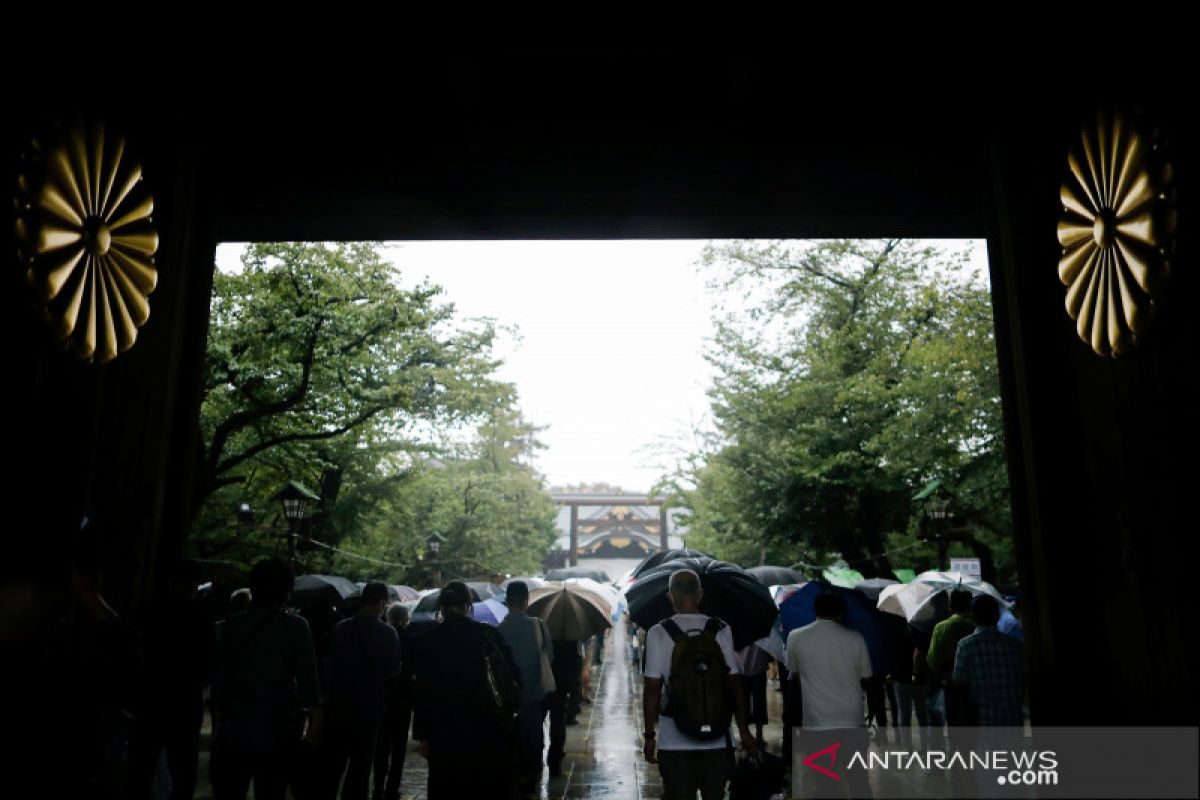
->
[702, 617, 725, 637]
[661, 618, 686, 642]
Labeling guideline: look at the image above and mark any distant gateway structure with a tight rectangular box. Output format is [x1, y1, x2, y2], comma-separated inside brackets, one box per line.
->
[549, 493, 684, 567]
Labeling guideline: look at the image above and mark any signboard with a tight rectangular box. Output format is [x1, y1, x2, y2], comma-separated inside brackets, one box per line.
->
[949, 557, 981, 579]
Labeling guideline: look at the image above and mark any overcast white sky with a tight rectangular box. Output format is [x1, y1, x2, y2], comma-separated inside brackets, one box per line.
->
[216, 240, 987, 492]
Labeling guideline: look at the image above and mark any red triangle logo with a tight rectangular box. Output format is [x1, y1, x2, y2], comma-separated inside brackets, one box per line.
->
[803, 741, 842, 780]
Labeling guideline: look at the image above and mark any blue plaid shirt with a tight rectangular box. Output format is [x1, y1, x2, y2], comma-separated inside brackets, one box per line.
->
[952, 625, 1025, 726]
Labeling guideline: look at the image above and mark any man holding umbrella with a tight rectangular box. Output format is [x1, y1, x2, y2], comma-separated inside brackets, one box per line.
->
[642, 569, 758, 800]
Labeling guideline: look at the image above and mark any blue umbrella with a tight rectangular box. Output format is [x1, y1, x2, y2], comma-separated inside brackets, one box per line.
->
[471, 601, 501, 626]
[778, 582, 892, 676]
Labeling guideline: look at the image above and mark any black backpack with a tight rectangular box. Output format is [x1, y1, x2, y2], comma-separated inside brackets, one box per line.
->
[661, 617, 733, 740]
[479, 627, 521, 722]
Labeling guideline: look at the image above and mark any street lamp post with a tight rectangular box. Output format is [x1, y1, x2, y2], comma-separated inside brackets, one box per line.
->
[272, 481, 321, 574]
[426, 532, 447, 588]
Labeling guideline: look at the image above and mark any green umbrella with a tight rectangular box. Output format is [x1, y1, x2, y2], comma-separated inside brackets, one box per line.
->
[822, 566, 865, 588]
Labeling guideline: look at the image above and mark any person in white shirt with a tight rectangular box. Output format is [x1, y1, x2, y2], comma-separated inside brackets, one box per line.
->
[785, 591, 872, 798]
[642, 569, 758, 800]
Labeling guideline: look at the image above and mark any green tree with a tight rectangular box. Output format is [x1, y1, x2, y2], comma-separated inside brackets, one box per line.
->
[672, 240, 1012, 582]
[191, 242, 510, 563]
[328, 407, 559, 582]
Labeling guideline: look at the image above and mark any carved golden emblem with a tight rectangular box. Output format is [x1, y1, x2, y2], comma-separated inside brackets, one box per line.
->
[1058, 112, 1175, 357]
[15, 122, 158, 363]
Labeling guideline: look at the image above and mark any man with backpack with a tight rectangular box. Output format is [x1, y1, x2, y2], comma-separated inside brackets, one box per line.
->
[411, 581, 521, 799]
[642, 569, 758, 800]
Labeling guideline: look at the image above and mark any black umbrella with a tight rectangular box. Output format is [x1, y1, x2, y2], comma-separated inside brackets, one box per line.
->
[631, 548, 713, 581]
[853, 577, 899, 601]
[414, 585, 484, 613]
[745, 565, 803, 586]
[624, 556, 777, 650]
[544, 566, 612, 583]
[292, 574, 359, 607]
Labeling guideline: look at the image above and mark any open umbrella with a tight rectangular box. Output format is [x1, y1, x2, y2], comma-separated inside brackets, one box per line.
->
[529, 583, 613, 641]
[500, 576, 546, 593]
[877, 570, 1010, 632]
[746, 565, 803, 586]
[778, 582, 892, 676]
[466, 581, 501, 600]
[565, 577, 622, 622]
[414, 585, 484, 614]
[853, 577, 899, 601]
[471, 599, 506, 626]
[391, 585, 421, 603]
[292, 574, 359, 608]
[630, 548, 712, 581]
[624, 556, 777, 650]
[544, 566, 612, 583]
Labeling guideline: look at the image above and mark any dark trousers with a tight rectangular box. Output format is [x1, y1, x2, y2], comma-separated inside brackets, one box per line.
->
[547, 658, 582, 770]
[657, 748, 733, 800]
[128, 698, 204, 800]
[546, 689, 569, 771]
[515, 701, 547, 785]
[210, 746, 290, 800]
[740, 673, 769, 727]
[427, 743, 513, 800]
[321, 720, 379, 800]
[372, 703, 411, 800]
[866, 677, 889, 742]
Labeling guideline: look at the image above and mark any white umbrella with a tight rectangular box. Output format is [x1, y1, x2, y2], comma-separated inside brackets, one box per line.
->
[878, 570, 1009, 630]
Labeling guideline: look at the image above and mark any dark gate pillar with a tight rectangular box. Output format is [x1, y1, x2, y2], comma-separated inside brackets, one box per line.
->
[569, 504, 578, 566]
[659, 505, 669, 552]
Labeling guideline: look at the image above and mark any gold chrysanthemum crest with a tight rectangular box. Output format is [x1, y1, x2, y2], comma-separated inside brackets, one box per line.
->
[1058, 111, 1175, 357]
[15, 121, 158, 363]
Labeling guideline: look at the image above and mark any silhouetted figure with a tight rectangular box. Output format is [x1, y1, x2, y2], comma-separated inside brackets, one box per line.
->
[887, 618, 927, 749]
[496, 581, 555, 794]
[373, 604, 413, 800]
[209, 558, 322, 800]
[56, 518, 146, 800]
[736, 642, 771, 748]
[546, 638, 583, 776]
[411, 581, 520, 799]
[928, 590, 976, 730]
[321, 582, 400, 800]
[952, 595, 1024, 726]
[127, 558, 216, 800]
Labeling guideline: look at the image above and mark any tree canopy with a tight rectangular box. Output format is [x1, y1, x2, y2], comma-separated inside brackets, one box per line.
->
[659, 240, 1013, 583]
[190, 243, 555, 580]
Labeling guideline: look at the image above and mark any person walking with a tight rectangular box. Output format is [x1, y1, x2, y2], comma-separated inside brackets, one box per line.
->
[411, 581, 521, 799]
[497, 581, 555, 794]
[642, 569, 758, 800]
[927, 590, 977, 730]
[209, 558, 322, 800]
[951, 595, 1025, 727]
[785, 592, 873, 799]
[321, 582, 400, 800]
[372, 604, 413, 800]
[546, 637, 584, 776]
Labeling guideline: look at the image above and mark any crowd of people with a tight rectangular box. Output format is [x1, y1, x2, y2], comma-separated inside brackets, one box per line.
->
[1, 528, 1026, 800]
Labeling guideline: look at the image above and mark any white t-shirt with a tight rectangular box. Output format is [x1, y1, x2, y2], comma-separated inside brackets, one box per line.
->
[644, 613, 740, 751]
[785, 619, 872, 730]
